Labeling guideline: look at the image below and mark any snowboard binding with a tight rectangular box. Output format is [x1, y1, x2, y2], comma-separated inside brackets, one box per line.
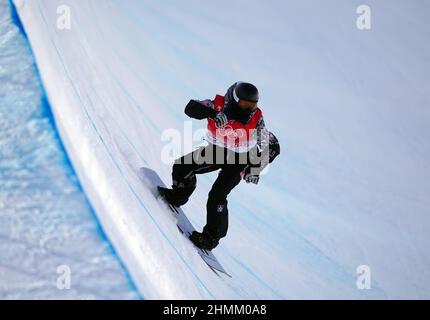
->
[157, 186, 189, 207]
[189, 230, 219, 251]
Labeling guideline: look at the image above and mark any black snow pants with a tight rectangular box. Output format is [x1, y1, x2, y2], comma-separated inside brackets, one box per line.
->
[170, 143, 250, 240]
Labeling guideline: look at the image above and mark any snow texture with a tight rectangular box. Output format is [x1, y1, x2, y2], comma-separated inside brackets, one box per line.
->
[11, 0, 430, 299]
[0, 0, 138, 299]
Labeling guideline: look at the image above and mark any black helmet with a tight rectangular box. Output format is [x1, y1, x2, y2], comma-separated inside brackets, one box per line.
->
[233, 82, 259, 103]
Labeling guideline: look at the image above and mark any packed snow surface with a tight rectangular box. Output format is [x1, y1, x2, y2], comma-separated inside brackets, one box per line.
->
[12, 0, 430, 299]
[0, 0, 138, 299]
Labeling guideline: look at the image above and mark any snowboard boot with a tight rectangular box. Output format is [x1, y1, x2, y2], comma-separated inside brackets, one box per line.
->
[189, 230, 219, 251]
[157, 186, 189, 207]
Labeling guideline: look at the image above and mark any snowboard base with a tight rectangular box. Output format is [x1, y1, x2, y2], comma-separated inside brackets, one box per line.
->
[139, 167, 231, 277]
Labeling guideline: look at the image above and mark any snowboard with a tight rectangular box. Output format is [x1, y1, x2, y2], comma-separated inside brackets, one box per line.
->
[138, 167, 231, 277]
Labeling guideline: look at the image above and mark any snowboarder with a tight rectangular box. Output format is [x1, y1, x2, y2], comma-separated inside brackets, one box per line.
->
[158, 82, 280, 250]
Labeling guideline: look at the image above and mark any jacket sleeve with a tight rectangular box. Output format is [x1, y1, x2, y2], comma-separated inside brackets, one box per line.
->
[247, 117, 281, 176]
[267, 131, 281, 163]
[184, 99, 217, 120]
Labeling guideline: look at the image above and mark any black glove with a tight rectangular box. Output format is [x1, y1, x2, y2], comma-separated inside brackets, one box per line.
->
[243, 166, 260, 184]
[213, 112, 228, 128]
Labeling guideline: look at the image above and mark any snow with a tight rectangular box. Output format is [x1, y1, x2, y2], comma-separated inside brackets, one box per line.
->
[11, 0, 430, 298]
[0, 0, 138, 299]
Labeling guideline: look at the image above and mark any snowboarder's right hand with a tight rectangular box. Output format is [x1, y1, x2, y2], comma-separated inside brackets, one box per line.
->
[245, 174, 260, 184]
[242, 166, 260, 185]
[213, 112, 228, 128]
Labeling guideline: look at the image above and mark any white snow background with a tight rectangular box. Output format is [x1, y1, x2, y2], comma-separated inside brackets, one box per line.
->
[9, 0, 430, 299]
[0, 0, 138, 299]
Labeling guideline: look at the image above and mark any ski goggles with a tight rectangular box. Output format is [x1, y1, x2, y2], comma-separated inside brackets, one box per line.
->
[237, 99, 257, 110]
